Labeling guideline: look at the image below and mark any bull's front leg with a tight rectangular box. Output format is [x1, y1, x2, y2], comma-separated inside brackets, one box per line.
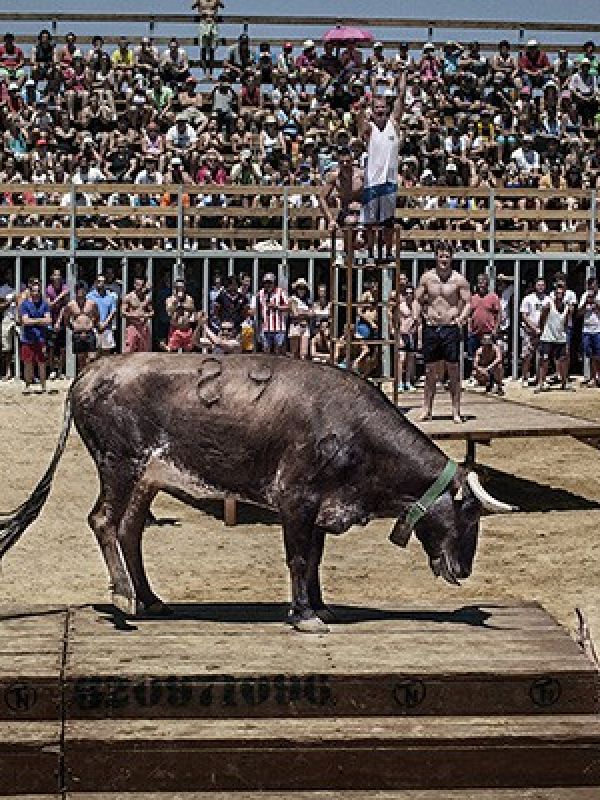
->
[307, 527, 337, 624]
[282, 512, 328, 634]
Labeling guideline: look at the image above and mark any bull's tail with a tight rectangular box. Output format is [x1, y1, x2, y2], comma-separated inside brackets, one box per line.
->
[0, 387, 74, 560]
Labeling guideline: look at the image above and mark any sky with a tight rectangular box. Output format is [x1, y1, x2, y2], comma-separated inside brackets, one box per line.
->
[5, 0, 600, 46]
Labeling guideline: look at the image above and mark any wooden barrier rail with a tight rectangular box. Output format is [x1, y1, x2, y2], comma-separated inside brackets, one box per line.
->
[0, 184, 597, 250]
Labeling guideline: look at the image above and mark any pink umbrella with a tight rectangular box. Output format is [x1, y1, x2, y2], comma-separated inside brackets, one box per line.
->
[323, 25, 374, 45]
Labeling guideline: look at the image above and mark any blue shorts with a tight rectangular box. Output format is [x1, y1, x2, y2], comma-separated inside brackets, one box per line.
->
[583, 331, 600, 357]
[261, 331, 286, 350]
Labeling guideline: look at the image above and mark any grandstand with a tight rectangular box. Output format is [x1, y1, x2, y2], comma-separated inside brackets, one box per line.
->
[0, 9, 599, 382]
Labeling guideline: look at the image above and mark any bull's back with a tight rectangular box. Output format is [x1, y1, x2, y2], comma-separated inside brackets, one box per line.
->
[70, 354, 387, 498]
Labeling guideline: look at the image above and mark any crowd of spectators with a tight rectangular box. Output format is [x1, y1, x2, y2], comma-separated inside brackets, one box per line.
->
[1, 257, 598, 396]
[2, 27, 600, 250]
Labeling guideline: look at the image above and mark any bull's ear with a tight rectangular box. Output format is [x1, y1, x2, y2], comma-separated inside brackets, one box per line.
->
[389, 518, 413, 548]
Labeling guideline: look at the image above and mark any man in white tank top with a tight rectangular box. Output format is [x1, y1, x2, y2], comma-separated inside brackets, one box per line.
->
[535, 285, 572, 392]
[358, 71, 406, 256]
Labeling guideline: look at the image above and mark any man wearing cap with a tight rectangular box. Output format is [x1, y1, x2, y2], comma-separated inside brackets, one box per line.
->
[519, 39, 551, 90]
[577, 41, 599, 76]
[358, 69, 406, 255]
[134, 37, 159, 74]
[250, 272, 288, 355]
[161, 37, 189, 86]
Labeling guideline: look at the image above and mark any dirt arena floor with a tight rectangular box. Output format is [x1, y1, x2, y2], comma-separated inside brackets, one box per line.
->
[1, 378, 599, 646]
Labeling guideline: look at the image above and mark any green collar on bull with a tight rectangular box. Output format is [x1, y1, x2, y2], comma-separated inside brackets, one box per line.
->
[404, 460, 458, 531]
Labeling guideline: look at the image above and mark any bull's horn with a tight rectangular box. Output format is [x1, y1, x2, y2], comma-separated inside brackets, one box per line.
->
[454, 486, 464, 501]
[467, 472, 518, 513]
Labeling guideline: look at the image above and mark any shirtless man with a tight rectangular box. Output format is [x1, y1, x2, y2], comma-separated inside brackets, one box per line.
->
[166, 280, 196, 352]
[413, 242, 471, 422]
[61, 280, 99, 373]
[122, 276, 153, 353]
[319, 146, 364, 235]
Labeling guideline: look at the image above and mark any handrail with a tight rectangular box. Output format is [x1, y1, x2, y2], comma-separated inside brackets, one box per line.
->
[2, 12, 600, 34]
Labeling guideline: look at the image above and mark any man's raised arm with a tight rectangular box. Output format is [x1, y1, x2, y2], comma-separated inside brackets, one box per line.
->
[392, 69, 407, 127]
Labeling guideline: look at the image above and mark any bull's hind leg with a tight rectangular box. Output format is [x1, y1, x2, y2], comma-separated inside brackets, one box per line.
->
[116, 479, 167, 616]
[88, 488, 136, 611]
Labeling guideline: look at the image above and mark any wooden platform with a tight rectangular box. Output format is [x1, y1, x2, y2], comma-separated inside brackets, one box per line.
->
[0, 602, 598, 792]
[401, 391, 600, 462]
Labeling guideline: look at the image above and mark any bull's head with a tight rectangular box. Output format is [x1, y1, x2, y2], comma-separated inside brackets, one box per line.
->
[390, 468, 516, 585]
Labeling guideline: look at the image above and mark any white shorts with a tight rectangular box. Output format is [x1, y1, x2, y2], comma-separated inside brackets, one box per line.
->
[288, 322, 310, 338]
[97, 329, 116, 351]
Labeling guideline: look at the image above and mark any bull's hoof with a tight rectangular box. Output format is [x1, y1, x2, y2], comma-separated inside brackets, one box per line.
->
[293, 614, 329, 634]
[315, 605, 338, 624]
[111, 590, 138, 617]
[142, 600, 173, 617]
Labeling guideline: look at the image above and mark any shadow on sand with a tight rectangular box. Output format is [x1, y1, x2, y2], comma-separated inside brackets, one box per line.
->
[478, 466, 600, 513]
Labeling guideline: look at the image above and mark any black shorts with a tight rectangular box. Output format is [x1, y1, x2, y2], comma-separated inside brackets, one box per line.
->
[540, 341, 567, 360]
[423, 324, 461, 364]
[47, 327, 66, 351]
[72, 330, 97, 354]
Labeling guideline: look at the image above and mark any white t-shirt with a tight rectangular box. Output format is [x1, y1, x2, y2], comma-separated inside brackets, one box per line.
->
[520, 291, 547, 332]
[579, 290, 600, 334]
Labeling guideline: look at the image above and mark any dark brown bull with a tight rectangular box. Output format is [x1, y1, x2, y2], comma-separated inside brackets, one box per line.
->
[0, 354, 515, 632]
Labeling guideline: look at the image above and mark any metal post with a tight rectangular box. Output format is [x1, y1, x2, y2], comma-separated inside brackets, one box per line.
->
[97, 256, 103, 277]
[308, 256, 314, 297]
[147, 257, 154, 346]
[512, 260, 520, 381]
[282, 185, 289, 277]
[177, 184, 184, 263]
[203, 257, 209, 316]
[488, 188, 496, 269]
[121, 257, 128, 354]
[14, 255, 22, 381]
[40, 256, 47, 294]
[412, 258, 418, 289]
[586, 191, 597, 381]
[381, 265, 391, 379]
[65, 257, 76, 379]
[459, 258, 466, 385]
[345, 228, 353, 370]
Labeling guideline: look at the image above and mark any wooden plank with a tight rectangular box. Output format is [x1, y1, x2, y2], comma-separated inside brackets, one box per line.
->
[63, 715, 600, 790]
[0, 721, 61, 794]
[59, 792, 600, 800]
[57, 791, 600, 800]
[63, 670, 597, 719]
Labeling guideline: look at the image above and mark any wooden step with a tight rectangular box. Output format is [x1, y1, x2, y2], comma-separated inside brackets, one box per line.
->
[0, 722, 61, 794]
[0, 603, 597, 720]
[62, 716, 600, 791]
[3, 792, 600, 800]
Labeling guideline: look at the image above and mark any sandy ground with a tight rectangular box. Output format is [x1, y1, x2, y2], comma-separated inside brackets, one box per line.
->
[0, 377, 599, 647]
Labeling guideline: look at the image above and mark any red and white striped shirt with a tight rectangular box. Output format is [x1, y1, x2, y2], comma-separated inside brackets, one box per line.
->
[254, 287, 288, 333]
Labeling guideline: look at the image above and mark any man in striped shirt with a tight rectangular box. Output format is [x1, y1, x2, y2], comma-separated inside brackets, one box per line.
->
[251, 272, 289, 355]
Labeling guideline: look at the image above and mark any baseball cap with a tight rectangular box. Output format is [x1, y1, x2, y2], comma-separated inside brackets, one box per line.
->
[446, 162, 458, 171]
[303, 39, 314, 49]
[423, 42, 435, 51]
[527, 38, 538, 47]
[374, 41, 383, 49]
[284, 41, 292, 49]
[263, 272, 276, 282]
[8, 82, 18, 90]
[37, 138, 47, 145]
[171, 156, 182, 165]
